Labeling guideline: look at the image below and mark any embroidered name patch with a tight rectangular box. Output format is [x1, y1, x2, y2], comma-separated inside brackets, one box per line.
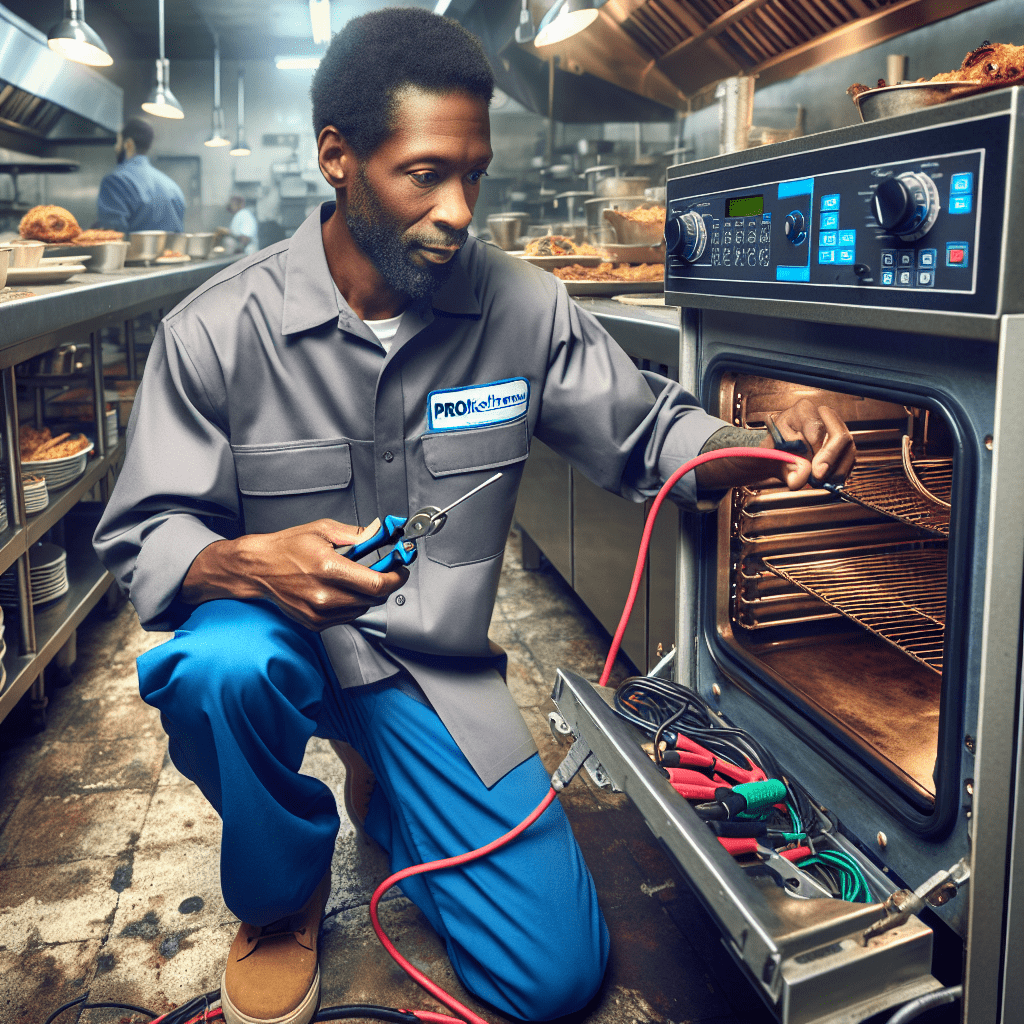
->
[427, 377, 530, 431]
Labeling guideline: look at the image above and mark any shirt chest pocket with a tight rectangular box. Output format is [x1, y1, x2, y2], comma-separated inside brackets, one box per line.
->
[232, 439, 358, 535]
[419, 417, 529, 567]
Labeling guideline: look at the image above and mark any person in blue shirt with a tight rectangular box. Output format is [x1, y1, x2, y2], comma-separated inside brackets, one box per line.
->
[96, 117, 185, 234]
[219, 195, 259, 256]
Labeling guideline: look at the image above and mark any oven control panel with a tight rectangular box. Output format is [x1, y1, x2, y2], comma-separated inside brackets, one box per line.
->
[665, 108, 1011, 319]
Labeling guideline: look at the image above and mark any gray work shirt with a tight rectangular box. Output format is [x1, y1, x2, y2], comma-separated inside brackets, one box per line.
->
[94, 202, 727, 787]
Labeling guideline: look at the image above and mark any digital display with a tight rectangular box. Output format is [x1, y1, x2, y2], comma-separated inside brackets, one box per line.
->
[727, 194, 764, 218]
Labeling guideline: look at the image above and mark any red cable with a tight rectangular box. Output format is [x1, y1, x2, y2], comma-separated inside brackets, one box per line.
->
[597, 446, 809, 687]
[371, 446, 809, 1023]
[371, 788, 559, 1024]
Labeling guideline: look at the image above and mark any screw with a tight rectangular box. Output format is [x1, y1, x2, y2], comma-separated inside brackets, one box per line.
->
[965, 780, 974, 796]
[877, 831, 887, 849]
[984, 435, 993, 451]
[712, 683, 722, 698]
[965, 734, 976, 753]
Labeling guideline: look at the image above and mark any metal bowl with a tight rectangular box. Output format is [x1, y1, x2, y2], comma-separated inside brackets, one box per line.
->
[6, 239, 44, 267]
[165, 232, 188, 253]
[126, 230, 167, 264]
[487, 212, 530, 251]
[0, 247, 9, 288]
[853, 81, 989, 122]
[602, 204, 665, 246]
[185, 233, 216, 259]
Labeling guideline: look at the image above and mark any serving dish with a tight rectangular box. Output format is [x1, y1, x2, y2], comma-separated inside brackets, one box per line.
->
[519, 254, 603, 269]
[854, 80, 1006, 122]
[6, 265, 86, 284]
[562, 280, 663, 296]
[22, 439, 94, 489]
[44, 240, 129, 272]
[154, 254, 190, 264]
[126, 230, 167, 264]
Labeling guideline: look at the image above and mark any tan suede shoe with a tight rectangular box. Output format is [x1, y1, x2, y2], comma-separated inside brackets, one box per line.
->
[220, 870, 331, 1024]
[329, 739, 376, 838]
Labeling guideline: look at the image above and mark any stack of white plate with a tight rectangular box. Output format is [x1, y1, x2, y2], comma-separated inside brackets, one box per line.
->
[22, 440, 94, 491]
[22, 475, 48, 514]
[0, 542, 69, 607]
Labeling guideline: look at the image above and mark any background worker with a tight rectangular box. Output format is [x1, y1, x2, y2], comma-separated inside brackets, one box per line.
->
[95, 117, 184, 235]
[94, 11, 855, 1024]
[216, 194, 259, 255]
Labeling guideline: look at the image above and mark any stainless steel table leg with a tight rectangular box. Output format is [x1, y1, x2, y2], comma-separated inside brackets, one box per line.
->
[124, 318, 138, 382]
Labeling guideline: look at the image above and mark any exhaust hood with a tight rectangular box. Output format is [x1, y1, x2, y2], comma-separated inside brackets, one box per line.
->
[449, 0, 1000, 116]
[0, 5, 122, 141]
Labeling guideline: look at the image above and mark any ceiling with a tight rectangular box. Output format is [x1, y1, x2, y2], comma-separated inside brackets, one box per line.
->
[1, 0, 437, 61]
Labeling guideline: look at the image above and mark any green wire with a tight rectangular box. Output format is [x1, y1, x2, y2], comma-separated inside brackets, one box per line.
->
[797, 850, 874, 903]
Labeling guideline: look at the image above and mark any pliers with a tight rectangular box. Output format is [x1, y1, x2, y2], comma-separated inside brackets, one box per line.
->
[338, 472, 503, 573]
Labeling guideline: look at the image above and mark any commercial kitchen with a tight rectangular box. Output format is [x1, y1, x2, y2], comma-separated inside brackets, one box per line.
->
[0, 1, 1022, 1022]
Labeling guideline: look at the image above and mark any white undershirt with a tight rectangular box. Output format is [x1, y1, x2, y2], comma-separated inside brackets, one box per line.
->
[362, 313, 404, 354]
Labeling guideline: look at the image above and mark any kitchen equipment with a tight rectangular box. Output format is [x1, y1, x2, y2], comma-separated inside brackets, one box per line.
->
[579, 164, 619, 192]
[584, 196, 647, 244]
[185, 233, 216, 259]
[165, 232, 187, 253]
[126, 230, 167, 264]
[0, 247, 9, 289]
[21, 343, 89, 376]
[486, 212, 530, 250]
[595, 175, 651, 198]
[716, 76, 756, 154]
[22, 439, 93, 490]
[602, 205, 664, 246]
[6, 240, 44, 267]
[558, 86, 1024, 1022]
[853, 81, 997, 122]
[44, 241, 129, 272]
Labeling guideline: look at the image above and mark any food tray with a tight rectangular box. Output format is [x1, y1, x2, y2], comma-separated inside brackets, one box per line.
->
[518, 255, 603, 269]
[854, 80, 1009, 122]
[22, 439, 94, 490]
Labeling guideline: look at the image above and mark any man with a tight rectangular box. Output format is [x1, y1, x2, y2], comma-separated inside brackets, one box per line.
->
[217, 195, 259, 256]
[94, 10, 855, 1024]
[96, 117, 185, 235]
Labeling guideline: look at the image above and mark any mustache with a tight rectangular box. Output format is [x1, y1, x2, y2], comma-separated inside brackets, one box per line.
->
[412, 229, 469, 250]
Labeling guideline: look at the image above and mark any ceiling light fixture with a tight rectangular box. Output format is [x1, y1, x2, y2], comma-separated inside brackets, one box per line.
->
[275, 56, 321, 70]
[308, 0, 331, 45]
[141, 0, 184, 119]
[230, 68, 251, 156]
[514, 0, 535, 44]
[204, 34, 230, 146]
[534, 0, 602, 48]
[47, 0, 112, 67]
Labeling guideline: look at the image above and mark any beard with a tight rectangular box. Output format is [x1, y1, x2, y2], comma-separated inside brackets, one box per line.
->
[345, 167, 468, 302]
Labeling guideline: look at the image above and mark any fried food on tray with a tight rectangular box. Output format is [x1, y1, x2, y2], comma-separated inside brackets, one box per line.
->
[848, 40, 1024, 101]
[19, 205, 81, 243]
[552, 262, 663, 283]
[161, 249, 186, 259]
[19, 425, 90, 461]
[523, 235, 605, 257]
[73, 228, 124, 245]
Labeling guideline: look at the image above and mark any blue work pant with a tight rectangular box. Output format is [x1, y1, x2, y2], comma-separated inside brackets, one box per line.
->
[136, 599, 609, 1021]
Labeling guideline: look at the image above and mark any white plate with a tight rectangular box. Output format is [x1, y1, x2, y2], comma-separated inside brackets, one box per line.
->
[39, 255, 92, 265]
[6, 265, 87, 284]
[155, 254, 191, 264]
[562, 280, 664, 296]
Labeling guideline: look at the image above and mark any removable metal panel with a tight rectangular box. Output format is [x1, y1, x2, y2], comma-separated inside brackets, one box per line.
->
[551, 668, 939, 1023]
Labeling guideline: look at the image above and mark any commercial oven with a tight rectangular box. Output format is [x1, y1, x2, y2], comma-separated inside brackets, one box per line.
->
[551, 87, 1024, 1023]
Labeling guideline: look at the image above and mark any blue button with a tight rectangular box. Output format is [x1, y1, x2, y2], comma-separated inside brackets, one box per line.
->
[881, 270, 895, 286]
[898, 270, 913, 287]
[946, 242, 969, 268]
[950, 172, 973, 194]
[818, 249, 836, 264]
[762, 212, 772, 222]
[880, 249, 896, 268]
[820, 193, 840, 211]
[837, 248, 855, 264]
[918, 249, 937, 268]
[819, 212, 839, 230]
[838, 229, 856, 247]
[819, 231, 838, 248]
[950, 194, 973, 214]
[917, 270, 935, 288]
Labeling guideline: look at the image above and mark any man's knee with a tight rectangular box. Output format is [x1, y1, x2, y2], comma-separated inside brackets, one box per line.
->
[498, 941, 607, 1022]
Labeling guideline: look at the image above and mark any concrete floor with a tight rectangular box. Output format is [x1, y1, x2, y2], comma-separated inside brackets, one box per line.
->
[0, 530, 776, 1024]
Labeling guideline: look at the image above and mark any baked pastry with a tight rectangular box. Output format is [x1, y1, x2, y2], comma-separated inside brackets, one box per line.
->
[73, 228, 124, 244]
[18, 205, 81, 243]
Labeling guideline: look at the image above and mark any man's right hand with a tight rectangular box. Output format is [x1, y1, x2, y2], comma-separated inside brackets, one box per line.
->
[180, 519, 409, 631]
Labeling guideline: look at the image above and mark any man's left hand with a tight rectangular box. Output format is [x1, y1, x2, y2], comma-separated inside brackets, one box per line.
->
[769, 398, 857, 489]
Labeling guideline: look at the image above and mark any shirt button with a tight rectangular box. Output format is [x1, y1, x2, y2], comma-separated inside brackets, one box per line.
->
[395, 594, 405, 606]
[382, 450, 394, 462]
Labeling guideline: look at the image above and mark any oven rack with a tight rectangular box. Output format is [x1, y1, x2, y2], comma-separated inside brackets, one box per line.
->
[842, 456, 952, 536]
[763, 543, 948, 674]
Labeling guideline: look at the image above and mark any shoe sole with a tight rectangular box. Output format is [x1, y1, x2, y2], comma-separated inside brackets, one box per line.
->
[220, 965, 320, 1024]
[329, 739, 376, 838]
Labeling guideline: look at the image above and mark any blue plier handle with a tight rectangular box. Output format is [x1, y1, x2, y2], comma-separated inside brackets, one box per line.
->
[339, 514, 418, 573]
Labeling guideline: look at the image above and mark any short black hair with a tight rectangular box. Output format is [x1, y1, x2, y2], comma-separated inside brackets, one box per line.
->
[122, 117, 155, 154]
[310, 8, 493, 158]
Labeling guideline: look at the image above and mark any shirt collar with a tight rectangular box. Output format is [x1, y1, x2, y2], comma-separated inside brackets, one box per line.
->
[281, 201, 481, 336]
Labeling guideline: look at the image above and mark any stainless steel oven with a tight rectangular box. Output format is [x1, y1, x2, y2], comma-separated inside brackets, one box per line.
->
[551, 87, 1024, 1023]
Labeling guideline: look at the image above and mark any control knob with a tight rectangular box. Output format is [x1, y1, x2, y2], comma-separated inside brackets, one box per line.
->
[665, 210, 707, 263]
[783, 210, 806, 246]
[873, 171, 940, 241]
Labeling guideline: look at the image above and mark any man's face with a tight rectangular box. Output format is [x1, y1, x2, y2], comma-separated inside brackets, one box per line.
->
[228, 198, 244, 214]
[344, 87, 491, 301]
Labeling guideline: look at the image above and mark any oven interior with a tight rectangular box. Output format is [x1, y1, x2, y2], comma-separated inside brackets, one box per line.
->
[713, 372, 958, 814]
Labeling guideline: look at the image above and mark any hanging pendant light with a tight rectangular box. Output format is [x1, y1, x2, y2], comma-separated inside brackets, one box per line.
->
[141, 0, 184, 119]
[230, 69, 251, 156]
[205, 34, 230, 146]
[535, 0, 602, 48]
[48, 0, 112, 67]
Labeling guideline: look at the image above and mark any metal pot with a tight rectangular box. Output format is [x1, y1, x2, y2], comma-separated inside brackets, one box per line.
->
[580, 165, 619, 191]
[487, 212, 530, 250]
[0, 247, 8, 288]
[584, 196, 648, 244]
[595, 175, 651, 198]
[6, 239, 44, 267]
[185, 233, 216, 259]
[126, 230, 167, 263]
[165, 232, 188, 253]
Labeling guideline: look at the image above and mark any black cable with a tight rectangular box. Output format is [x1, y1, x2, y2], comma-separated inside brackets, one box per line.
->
[886, 985, 963, 1023]
[43, 995, 87, 1024]
[315, 1006, 421, 1021]
[43, 994, 159, 1024]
